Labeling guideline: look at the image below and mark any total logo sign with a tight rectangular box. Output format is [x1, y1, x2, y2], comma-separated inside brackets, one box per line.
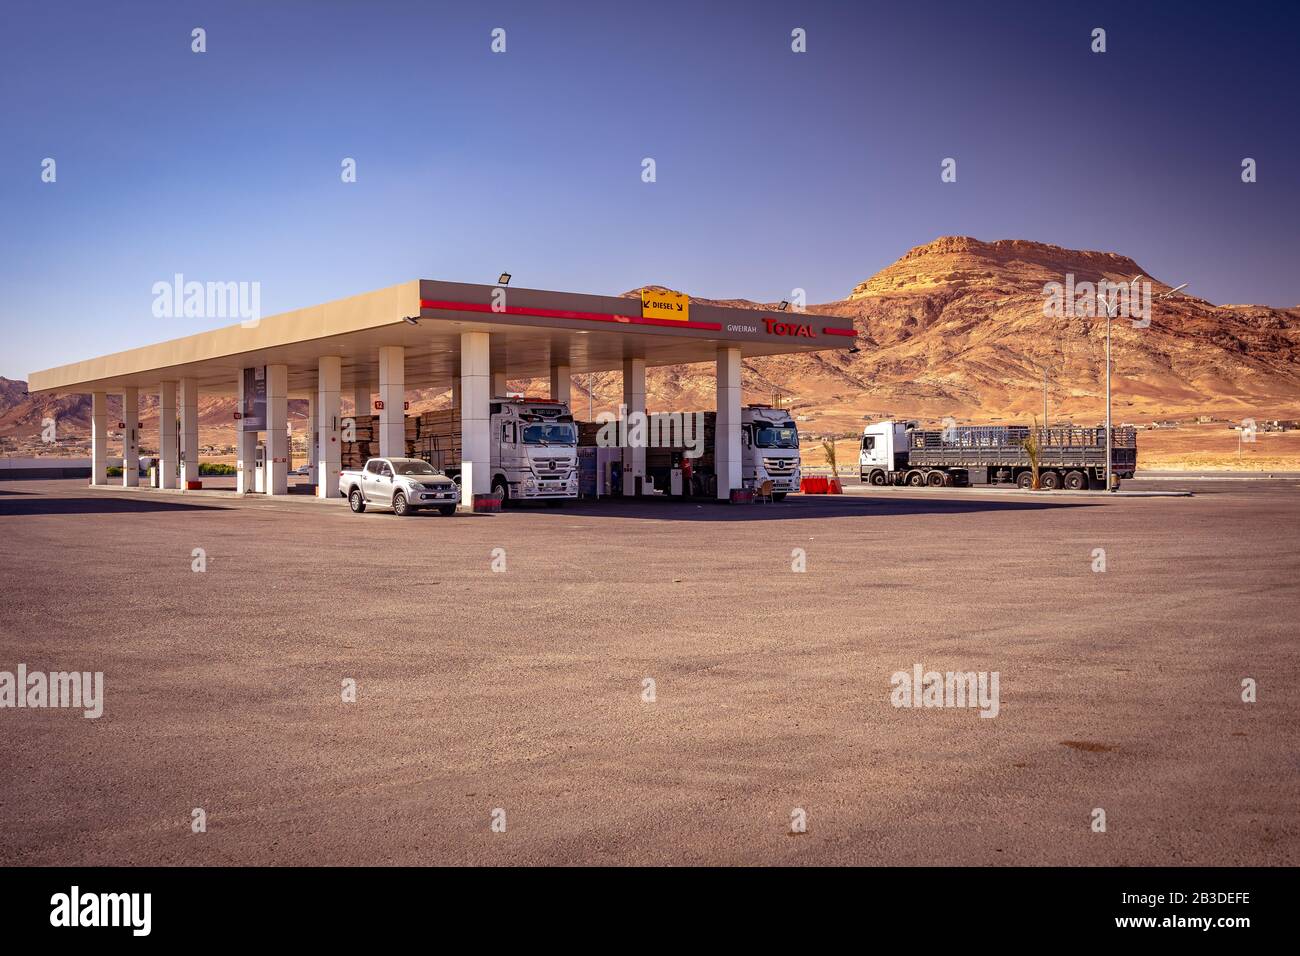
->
[763, 317, 815, 338]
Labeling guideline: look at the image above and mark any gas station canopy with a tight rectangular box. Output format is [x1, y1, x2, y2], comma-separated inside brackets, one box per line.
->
[28, 280, 858, 397]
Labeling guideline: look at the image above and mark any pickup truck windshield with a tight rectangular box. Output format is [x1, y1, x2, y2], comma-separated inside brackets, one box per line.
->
[521, 423, 577, 445]
[753, 425, 798, 449]
[391, 461, 438, 476]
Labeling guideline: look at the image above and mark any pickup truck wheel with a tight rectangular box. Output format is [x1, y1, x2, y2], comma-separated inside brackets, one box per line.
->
[349, 489, 366, 513]
[392, 491, 409, 516]
[437, 504, 456, 516]
[1064, 470, 1086, 491]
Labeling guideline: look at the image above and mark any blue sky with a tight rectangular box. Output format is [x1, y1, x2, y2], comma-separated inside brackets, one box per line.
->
[2, 0, 1298, 380]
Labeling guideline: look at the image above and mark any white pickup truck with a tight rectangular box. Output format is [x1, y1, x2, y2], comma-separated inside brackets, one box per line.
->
[339, 457, 460, 516]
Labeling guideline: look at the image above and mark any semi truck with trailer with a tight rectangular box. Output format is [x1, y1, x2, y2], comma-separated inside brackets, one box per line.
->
[342, 397, 579, 506]
[589, 404, 802, 499]
[858, 420, 1137, 490]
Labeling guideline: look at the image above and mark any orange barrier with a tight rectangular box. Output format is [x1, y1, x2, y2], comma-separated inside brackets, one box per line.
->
[800, 476, 829, 494]
[827, 479, 843, 494]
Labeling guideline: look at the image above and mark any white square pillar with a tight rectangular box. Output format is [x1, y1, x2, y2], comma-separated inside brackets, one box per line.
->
[378, 345, 405, 459]
[159, 381, 178, 489]
[90, 391, 108, 485]
[266, 364, 289, 495]
[492, 369, 507, 398]
[121, 386, 139, 487]
[622, 356, 646, 495]
[236, 372, 256, 494]
[179, 377, 200, 487]
[716, 346, 742, 500]
[317, 355, 342, 499]
[550, 364, 571, 406]
[460, 331, 491, 509]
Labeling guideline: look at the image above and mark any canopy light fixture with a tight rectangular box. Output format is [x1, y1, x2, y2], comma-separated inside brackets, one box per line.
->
[402, 315, 420, 326]
[498, 272, 511, 286]
[777, 300, 790, 311]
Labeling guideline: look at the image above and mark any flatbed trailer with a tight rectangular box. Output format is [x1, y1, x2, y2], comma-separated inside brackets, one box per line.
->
[860, 420, 1137, 490]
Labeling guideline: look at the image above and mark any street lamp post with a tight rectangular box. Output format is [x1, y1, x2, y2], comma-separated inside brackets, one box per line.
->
[1099, 293, 1120, 493]
[1105, 301, 1113, 492]
[1043, 367, 1049, 427]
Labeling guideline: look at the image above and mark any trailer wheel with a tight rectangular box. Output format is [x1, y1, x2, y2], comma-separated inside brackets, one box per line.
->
[869, 470, 888, 486]
[349, 489, 366, 513]
[926, 470, 945, 487]
[1064, 470, 1086, 491]
[1040, 470, 1062, 490]
[906, 470, 925, 486]
[1016, 471, 1035, 489]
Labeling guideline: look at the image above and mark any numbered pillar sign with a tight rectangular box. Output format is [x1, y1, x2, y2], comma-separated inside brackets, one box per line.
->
[374, 400, 385, 410]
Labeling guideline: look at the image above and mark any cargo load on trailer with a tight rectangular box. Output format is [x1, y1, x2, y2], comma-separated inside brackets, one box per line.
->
[858, 420, 1137, 490]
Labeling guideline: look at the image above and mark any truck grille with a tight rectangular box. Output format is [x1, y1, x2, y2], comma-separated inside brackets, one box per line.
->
[763, 457, 797, 476]
[534, 457, 573, 479]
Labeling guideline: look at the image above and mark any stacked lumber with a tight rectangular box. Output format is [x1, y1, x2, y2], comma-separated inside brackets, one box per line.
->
[403, 409, 461, 471]
[341, 414, 377, 469]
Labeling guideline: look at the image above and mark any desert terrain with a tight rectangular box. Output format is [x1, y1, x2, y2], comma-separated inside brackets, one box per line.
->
[5, 236, 1297, 468]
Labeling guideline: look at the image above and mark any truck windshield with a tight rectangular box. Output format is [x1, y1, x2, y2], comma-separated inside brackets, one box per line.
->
[392, 461, 438, 476]
[521, 423, 576, 445]
[753, 424, 798, 449]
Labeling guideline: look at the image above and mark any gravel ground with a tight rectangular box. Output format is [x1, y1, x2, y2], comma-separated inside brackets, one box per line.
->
[0, 478, 1295, 865]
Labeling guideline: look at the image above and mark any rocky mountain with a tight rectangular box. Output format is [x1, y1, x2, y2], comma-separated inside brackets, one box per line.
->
[4, 236, 1298, 445]
[608, 237, 1300, 431]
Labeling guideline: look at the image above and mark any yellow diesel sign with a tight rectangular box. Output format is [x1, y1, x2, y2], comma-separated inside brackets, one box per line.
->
[640, 288, 689, 322]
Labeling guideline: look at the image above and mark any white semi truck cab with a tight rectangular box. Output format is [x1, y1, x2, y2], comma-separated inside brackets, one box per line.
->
[481, 398, 579, 504]
[859, 420, 912, 477]
[741, 405, 801, 498]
